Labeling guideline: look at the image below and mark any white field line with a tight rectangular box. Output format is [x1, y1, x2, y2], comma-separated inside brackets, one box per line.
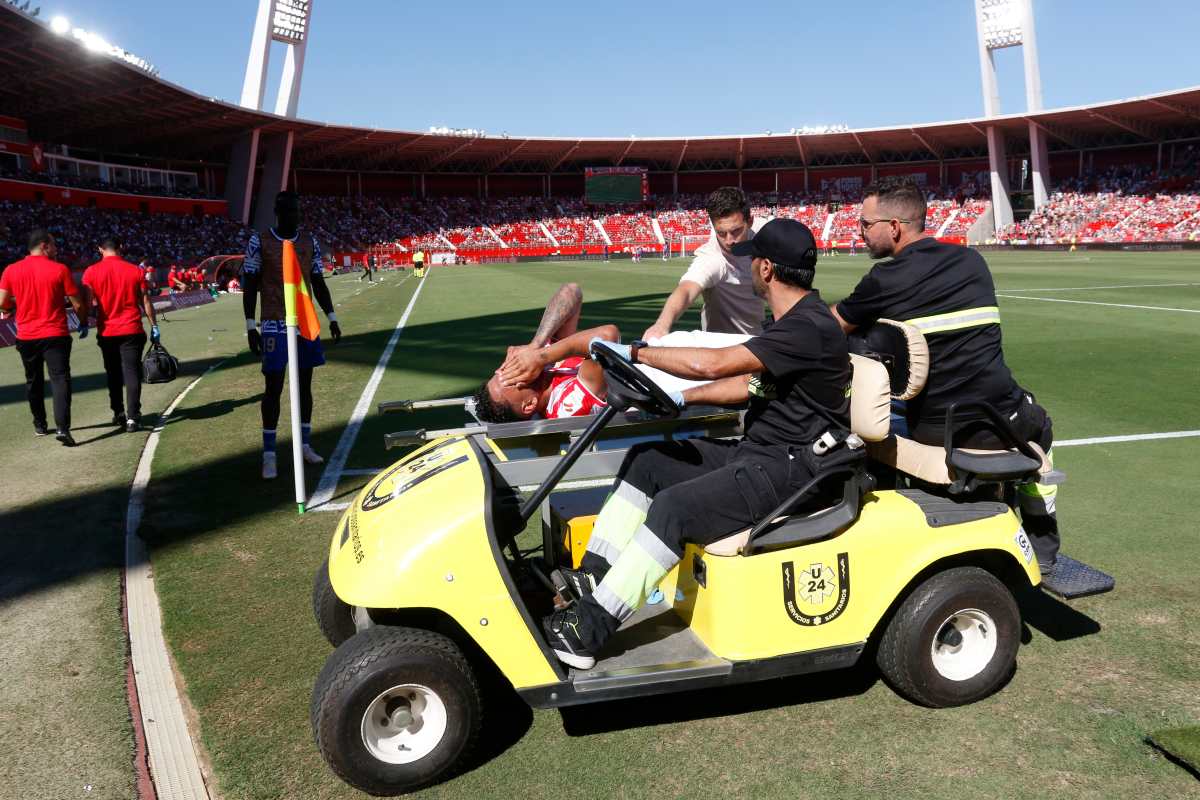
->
[309, 273, 429, 509]
[311, 428, 1200, 511]
[996, 294, 1200, 313]
[126, 360, 227, 800]
[1055, 430, 1200, 447]
[998, 282, 1200, 292]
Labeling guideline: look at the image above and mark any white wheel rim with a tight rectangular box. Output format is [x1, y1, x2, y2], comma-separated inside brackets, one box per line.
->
[360, 684, 448, 764]
[929, 608, 997, 682]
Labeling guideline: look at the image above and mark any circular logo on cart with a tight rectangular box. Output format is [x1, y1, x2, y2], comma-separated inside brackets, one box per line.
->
[782, 553, 850, 626]
[361, 450, 467, 512]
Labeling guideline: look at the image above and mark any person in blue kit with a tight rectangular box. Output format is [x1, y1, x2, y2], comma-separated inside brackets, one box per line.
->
[242, 191, 343, 480]
[830, 180, 1060, 574]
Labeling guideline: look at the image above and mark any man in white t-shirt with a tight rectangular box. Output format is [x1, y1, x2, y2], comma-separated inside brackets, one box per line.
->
[642, 187, 767, 340]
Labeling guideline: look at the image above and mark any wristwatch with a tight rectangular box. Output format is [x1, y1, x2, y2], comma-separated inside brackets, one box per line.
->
[629, 339, 648, 364]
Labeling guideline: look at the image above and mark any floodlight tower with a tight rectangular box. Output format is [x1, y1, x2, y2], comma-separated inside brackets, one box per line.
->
[227, 0, 313, 228]
[974, 0, 1049, 232]
[241, 0, 312, 118]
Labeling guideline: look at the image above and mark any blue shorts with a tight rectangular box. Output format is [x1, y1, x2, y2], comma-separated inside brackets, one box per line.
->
[261, 331, 326, 374]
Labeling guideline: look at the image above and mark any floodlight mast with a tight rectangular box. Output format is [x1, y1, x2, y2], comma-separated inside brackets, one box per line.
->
[974, 0, 1049, 233]
[240, 0, 312, 118]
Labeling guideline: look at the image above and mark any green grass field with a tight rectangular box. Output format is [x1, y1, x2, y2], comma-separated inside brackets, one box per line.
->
[2, 252, 1199, 799]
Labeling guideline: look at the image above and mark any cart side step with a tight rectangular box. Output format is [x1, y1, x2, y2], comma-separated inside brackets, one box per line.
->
[1041, 554, 1114, 599]
[573, 658, 732, 693]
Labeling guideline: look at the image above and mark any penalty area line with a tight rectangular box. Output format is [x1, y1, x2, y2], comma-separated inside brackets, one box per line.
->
[997, 282, 1200, 292]
[309, 273, 429, 510]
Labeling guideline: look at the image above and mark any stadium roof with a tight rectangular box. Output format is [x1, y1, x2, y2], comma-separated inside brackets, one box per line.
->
[4, 5, 1200, 174]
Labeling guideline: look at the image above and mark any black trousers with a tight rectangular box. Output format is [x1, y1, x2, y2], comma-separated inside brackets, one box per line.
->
[576, 437, 818, 649]
[98, 332, 147, 418]
[910, 391, 1060, 567]
[16, 335, 72, 431]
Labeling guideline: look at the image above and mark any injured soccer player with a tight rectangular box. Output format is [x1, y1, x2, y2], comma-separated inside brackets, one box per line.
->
[470, 282, 748, 424]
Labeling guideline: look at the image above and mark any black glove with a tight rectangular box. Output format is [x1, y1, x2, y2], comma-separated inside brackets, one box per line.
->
[247, 328, 262, 356]
[329, 320, 342, 344]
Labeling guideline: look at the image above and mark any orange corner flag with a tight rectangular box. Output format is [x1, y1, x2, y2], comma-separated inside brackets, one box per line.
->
[282, 239, 321, 341]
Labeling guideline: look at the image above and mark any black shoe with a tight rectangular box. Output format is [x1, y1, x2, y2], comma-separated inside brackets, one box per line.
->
[1038, 558, 1058, 578]
[551, 567, 597, 604]
[112, 412, 127, 427]
[541, 606, 597, 670]
[56, 430, 76, 447]
[33, 421, 50, 436]
[125, 419, 141, 433]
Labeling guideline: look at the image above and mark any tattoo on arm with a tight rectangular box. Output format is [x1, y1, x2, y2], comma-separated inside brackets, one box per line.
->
[531, 283, 582, 347]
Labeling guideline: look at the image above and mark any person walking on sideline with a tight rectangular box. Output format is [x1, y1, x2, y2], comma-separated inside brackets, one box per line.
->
[0, 229, 88, 445]
[82, 235, 160, 433]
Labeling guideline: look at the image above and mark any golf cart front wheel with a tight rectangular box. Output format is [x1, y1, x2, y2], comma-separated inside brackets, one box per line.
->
[311, 626, 481, 795]
[313, 558, 363, 648]
[877, 566, 1019, 708]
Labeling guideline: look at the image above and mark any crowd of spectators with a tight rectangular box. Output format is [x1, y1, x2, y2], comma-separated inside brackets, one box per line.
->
[0, 199, 248, 271]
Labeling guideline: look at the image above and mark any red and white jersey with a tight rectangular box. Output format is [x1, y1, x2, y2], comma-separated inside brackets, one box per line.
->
[544, 356, 606, 419]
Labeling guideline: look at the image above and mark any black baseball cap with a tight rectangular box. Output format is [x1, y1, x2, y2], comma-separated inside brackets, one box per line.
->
[731, 218, 818, 269]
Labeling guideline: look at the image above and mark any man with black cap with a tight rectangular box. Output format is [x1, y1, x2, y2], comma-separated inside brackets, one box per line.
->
[542, 218, 852, 669]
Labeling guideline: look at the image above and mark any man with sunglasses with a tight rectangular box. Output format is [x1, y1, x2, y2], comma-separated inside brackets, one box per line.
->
[830, 180, 1061, 575]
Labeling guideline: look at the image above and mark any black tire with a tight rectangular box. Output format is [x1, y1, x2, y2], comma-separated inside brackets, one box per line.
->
[311, 627, 482, 796]
[313, 558, 356, 648]
[876, 566, 1020, 708]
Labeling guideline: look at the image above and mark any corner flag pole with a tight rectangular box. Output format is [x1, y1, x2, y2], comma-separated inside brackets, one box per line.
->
[282, 240, 307, 514]
[285, 321, 305, 514]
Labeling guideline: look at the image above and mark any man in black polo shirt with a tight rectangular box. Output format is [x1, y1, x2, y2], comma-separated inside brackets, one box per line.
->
[543, 219, 852, 669]
[830, 180, 1059, 572]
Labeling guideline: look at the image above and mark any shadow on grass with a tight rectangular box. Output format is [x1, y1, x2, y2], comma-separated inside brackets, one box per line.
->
[559, 661, 879, 737]
[0, 291, 688, 605]
[1015, 586, 1102, 642]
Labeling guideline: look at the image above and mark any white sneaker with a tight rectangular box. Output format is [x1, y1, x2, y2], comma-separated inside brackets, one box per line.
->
[302, 444, 324, 464]
[262, 451, 278, 480]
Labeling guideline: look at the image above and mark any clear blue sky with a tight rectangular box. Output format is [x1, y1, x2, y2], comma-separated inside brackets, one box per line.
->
[41, 0, 1200, 138]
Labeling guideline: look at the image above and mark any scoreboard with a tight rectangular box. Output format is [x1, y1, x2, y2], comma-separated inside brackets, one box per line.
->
[584, 167, 648, 204]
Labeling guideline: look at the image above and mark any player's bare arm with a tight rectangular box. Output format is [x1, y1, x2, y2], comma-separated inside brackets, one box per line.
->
[530, 282, 583, 347]
[498, 324, 619, 387]
[637, 343, 763, 382]
[243, 271, 261, 354]
[311, 273, 341, 343]
[643, 280, 702, 341]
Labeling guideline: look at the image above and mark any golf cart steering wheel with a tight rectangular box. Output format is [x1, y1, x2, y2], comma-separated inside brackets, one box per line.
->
[589, 340, 680, 418]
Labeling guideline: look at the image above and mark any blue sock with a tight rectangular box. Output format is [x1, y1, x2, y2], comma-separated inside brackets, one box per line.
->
[262, 429, 276, 453]
[302, 423, 312, 447]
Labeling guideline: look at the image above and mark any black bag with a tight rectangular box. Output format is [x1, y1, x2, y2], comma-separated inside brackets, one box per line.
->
[142, 342, 179, 384]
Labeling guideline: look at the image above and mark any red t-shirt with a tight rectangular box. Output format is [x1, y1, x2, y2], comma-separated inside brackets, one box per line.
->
[83, 255, 147, 337]
[0, 254, 79, 340]
[545, 356, 606, 419]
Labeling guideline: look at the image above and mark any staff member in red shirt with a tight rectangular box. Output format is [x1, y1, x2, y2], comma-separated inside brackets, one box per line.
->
[83, 235, 160, 433]
[0, 229, 88, 445]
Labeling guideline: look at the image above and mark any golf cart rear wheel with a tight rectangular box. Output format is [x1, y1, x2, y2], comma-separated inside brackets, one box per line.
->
[877, 566, 1019, 708]
[311, 627, 481, 795]
[313, 558, 357, 648]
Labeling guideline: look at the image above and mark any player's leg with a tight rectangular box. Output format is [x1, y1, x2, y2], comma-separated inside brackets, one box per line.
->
[298, 335, 326, 464]
[260, 331, 287, 479]
[44, 336, 74, 443]
[16, 339, 49, 435]
[98, 335, 125, 423]
[121, 333, 147, 429]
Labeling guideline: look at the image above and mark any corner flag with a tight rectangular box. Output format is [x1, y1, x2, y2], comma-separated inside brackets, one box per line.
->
[283, 239, 321, 340]
[283, 238, 319, 513]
